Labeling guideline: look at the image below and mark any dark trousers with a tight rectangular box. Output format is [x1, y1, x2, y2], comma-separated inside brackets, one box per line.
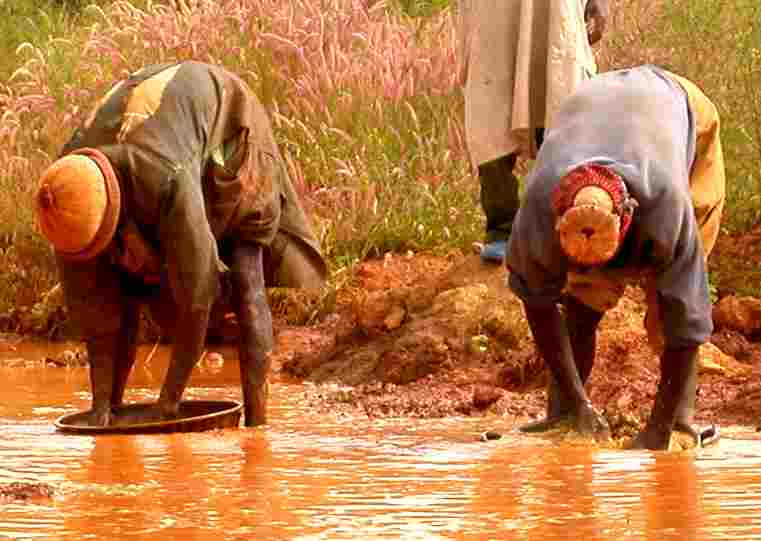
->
[478, 128, 545, 243]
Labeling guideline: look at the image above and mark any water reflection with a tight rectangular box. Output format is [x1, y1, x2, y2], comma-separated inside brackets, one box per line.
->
[472, 445, 603, 539]
[2, 343, 761, 540]
[643, 454, 703, 540]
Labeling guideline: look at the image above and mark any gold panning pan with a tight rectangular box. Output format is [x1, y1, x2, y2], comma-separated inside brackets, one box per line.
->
[54, 400, 242, 435]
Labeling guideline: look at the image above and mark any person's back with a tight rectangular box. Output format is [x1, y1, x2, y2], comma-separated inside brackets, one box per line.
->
[509, 65, 706, 333]
[35, 61, 326, 428]
[534, 66, 695, 201]
[64, 62, 279, 243]
[502, 65, 726, 450]
[61, 61, 324, 287]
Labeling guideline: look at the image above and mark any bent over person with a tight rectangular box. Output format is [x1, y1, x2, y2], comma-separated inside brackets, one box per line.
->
[34, 61, 327, 427]
[456, 0, 609, 263]
[505, 65, 725, 450]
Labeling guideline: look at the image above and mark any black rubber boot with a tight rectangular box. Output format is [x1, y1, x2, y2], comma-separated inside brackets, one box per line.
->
[673, 358, 697, 434]
[478, 154, 520, 245]
[671, 359, 720, 447]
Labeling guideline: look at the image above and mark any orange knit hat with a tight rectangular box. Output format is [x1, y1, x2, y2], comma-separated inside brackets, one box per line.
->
[551, 164, 637, 266]
[35, 148, 121, 261]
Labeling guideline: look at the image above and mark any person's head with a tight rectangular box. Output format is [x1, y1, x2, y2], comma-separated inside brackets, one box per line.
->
[34, 148, 121, 261]
[551, 164, 637, 267]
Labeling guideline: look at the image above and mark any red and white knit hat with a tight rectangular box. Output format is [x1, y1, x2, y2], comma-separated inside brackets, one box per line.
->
[35, 148, 121, 261]
[551, 164, 637, 266]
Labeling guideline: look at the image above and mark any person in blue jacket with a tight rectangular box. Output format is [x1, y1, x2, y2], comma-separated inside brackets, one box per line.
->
[506, 65, 725, 450]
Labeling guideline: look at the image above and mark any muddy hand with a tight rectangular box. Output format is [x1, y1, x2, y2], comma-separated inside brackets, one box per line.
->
[584, 0, 609, 45]
[630, 424, 720, 451]
[629, 425, 671, 450]
[519, 414, 572, 434]
[158, 398, 181, 421]
[519, 403, 610, 443]
[673, 422, 721, 449]
[576, 402, 611, 442]
[86, 406, 113, 427]
[673, 421, 702, 448]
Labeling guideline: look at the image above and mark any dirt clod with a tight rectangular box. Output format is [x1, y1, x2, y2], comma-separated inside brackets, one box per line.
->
[272, 252, 761, 432]
[0, 482, 54, 502]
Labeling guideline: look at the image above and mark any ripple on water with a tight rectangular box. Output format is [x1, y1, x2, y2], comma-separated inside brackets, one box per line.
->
[3, 368, 761, 540]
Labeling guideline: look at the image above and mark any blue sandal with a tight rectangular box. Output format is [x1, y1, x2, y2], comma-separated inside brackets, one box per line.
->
[480, 240, 506, 264]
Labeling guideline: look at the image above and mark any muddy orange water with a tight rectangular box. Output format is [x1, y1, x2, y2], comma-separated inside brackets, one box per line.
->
[3, 342, 761, 540]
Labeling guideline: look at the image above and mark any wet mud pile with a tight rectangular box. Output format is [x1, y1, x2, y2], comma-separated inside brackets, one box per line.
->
[274, 252, 761, 435]
[6, 249, 761, 439]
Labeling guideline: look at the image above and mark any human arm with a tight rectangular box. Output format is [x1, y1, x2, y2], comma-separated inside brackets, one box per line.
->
[155, 168, 219, 418]
[506, 180, 609, 437]
[631, 198, 713, 449]
[520, 294, 604, 432]
[585, 0, 610, 46]
[523, 301, 610, 441]
[630, 250, 709, 450]
[231, 241, 274, 426]
[57, 254, 141, 426]
[630, 346, 698, 450]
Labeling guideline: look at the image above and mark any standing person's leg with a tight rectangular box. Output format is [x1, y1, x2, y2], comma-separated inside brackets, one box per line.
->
[478, 154, 520, 262]
[461, 0, 522, 264]
[477, 128, 546, 263]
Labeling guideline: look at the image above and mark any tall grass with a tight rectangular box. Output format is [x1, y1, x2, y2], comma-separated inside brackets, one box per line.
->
[0, 1, 110, 81]
[2, 0, 761, 324]
[598, 0, 761, 231]
[652, 0, 761, 231]
[0, 0, 480, 320]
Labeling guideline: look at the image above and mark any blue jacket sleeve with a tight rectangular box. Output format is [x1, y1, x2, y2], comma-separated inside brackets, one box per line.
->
[644, 191, 713, 348]
[506, 185, 568, 307]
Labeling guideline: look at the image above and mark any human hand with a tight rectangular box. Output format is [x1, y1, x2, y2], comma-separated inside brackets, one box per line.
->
[158, 398, 181, 421]
[630, 424, 721, 451]
[519, 414, 572, 433]
[576, 401, 611, 442]
[88, 406, 112, 427]
[629, 426, 672, 451]
[584, 0, 609, 46]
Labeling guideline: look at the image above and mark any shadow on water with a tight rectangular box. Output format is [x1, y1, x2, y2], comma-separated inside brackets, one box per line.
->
[2, 342, 761, 540]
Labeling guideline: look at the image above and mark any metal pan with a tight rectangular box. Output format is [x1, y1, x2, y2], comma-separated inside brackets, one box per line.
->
[54, 400, 242, 435]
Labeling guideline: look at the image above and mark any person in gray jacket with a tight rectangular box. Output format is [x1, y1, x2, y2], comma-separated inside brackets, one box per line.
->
[506, 65, 725, 450]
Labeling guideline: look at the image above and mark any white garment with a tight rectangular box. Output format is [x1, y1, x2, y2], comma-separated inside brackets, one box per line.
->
[457, 0, 597, 167]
